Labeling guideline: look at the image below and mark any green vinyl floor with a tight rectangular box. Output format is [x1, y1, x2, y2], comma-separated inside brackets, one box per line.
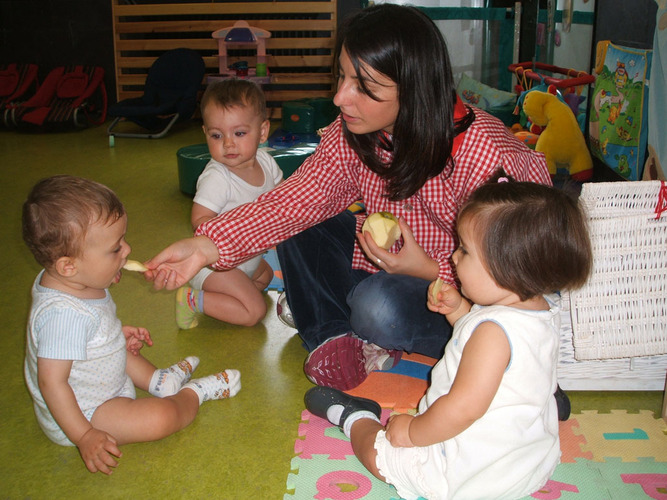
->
[0, 119, 663, 499]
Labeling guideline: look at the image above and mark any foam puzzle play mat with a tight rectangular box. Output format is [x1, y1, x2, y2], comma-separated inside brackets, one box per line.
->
[284, 354, 667, 499]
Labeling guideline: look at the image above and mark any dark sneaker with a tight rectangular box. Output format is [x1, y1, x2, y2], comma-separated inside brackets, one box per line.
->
[304, 386, 381, 429]
[304, 333, 401, 391]
[555, 385, 571, 421]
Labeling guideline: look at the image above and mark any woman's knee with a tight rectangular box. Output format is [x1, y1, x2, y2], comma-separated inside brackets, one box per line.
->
[348, 273, 450, 356]
[348, 274, 424, 347]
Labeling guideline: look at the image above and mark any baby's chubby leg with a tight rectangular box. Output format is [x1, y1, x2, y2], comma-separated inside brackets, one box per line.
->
[305, 386, 386, 481]
[91, 369, 240, 445]
[125, 353, 157, 391]
[350, 419, 387, 481]
[200, 268, 268, 326]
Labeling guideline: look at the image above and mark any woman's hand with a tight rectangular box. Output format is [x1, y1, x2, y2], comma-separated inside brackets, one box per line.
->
[357, 217, 439, 281]
[144, 236, 220, 290]
[385, 413, 415, 447]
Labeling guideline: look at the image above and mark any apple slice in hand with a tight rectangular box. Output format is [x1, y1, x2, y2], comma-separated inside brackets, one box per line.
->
[430, 277, 444, 303]
[362, 212, 401, 250]
[123, 260, 148, 272]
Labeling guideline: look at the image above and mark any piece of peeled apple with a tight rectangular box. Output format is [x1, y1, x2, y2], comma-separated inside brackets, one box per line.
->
[430, 277, 444, 303]
[123, 259, 148, 272]
[361, 212, 401, 250]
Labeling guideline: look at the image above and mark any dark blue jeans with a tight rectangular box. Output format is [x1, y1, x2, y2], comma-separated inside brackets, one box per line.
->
[277, 211, 452, 357]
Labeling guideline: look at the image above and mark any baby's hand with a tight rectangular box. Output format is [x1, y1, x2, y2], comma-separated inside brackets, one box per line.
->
[385, 413, 415, 447]
[76, 428, 122, 475]
[427, 279, 462, 315]
[122, 325, 153, 356]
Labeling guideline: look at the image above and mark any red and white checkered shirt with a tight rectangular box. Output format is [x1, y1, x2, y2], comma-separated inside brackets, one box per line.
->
[196, 106, 551, 287]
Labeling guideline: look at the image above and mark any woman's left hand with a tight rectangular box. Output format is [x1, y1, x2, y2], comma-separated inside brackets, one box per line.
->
[357, 217, 439, 280]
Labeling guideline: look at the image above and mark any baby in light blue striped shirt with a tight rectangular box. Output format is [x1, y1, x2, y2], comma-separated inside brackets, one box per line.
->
[22, 175, 241, 475]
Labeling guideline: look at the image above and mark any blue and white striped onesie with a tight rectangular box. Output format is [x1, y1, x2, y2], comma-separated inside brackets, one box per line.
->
[24, 270, 134, 446]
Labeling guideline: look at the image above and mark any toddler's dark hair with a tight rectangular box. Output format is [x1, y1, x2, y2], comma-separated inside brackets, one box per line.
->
[458, 175, 593, 301]
[200, 78, 267, 120]
[22, 175, 125, 268]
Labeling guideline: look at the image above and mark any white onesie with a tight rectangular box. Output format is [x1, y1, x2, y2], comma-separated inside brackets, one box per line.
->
[375, 294, 562, 500]
[24, 271, 134, 446]
[191, 148, 283, 286]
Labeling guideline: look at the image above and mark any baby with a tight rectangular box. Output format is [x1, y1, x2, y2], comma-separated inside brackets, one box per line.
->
[176, 78, 282, 329]
[23, 175, 241, 474]
[305, 174, 593, 499]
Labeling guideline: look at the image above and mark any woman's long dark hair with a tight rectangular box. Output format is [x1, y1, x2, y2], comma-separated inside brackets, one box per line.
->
[337, 4, 474, 201]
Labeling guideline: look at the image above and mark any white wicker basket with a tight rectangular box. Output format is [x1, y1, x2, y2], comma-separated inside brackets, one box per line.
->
[559, 293, 667, 391]
[558, 181, 667, 390]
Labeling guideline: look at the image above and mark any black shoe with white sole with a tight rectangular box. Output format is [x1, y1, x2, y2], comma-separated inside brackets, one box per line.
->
[304, 386, 381, 429]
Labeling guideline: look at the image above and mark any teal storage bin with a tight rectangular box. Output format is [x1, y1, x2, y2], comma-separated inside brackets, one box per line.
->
[307, 97, 339, 129]
[282, 101, 315, 134]
[177, 143, 211, 197]
[269, 144, 317, 178]
[177, 143, 316, 196]
[281, 98, 338, 133]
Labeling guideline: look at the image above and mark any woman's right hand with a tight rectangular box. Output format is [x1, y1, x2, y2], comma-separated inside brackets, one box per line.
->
[144, 236, 220, 290]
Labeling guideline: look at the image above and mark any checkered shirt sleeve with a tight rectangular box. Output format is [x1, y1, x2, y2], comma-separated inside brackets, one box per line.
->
[196, 110, 550, 287]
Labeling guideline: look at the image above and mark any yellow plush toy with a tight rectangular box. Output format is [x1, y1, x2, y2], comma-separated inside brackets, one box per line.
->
[522, 90, 593, 181]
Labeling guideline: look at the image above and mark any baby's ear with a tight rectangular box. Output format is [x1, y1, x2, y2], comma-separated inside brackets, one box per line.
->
[260, 119, 270, 143]
[54, 256, 77, 277]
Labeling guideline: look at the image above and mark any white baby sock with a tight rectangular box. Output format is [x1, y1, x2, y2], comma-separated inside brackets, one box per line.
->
[149, 356, 200, 397]
[182, 369, 241, 405]
[326, 405, 380, 438]
[343, 410, 380, 438]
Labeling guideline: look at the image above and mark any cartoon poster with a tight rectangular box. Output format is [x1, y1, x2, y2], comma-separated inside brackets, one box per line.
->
[589, 41, 652, 181]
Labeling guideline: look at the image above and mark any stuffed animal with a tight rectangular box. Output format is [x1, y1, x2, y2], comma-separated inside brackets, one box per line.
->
[522, 90, 593, 181]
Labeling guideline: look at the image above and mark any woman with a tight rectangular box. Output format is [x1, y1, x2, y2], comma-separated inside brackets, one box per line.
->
[145, 4, 551, 394]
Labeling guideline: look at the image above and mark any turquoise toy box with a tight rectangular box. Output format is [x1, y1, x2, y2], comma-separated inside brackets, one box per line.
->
[177, 144, 316, 196]
[282, 98, 338, 134]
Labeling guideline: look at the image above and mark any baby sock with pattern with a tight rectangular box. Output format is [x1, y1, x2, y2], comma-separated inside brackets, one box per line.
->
[182, 369, 241, 405]
[149, 356, 200, 397]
